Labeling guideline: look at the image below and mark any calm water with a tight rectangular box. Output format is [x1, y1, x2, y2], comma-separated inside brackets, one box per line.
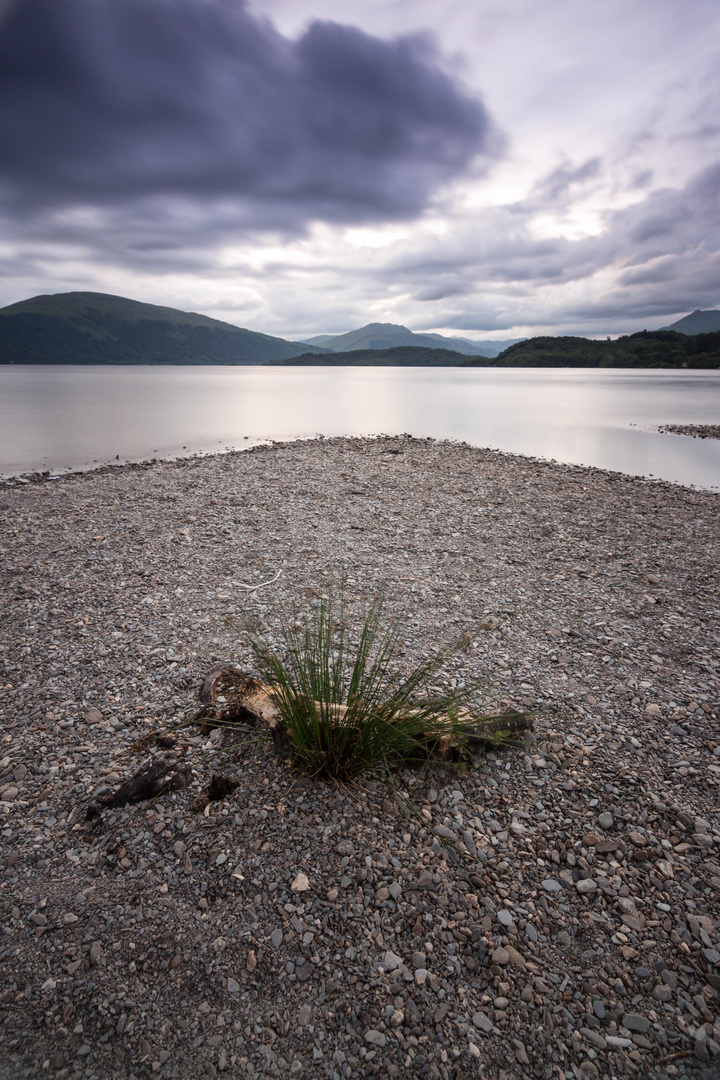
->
[1, 365, 719, 489]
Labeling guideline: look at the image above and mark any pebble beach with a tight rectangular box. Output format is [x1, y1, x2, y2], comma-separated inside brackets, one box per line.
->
[1, 435, 719, 1080]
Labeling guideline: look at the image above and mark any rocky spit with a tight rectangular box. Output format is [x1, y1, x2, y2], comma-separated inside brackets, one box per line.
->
[657, 426, 720, 441]
[1, 435, 719, 1080]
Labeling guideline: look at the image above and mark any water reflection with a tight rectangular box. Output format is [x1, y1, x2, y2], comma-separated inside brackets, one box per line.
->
[1, 365, 718, 489]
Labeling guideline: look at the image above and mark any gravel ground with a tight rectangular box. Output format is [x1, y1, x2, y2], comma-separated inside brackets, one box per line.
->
[1, 435, 719, 1080]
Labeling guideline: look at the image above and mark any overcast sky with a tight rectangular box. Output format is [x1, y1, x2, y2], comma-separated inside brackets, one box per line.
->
[1, 0, 719, 340]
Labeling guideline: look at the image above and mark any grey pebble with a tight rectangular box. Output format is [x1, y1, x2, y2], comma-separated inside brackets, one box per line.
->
[472, 1012, 493, 1034]
[622, 1012, 650, 1034]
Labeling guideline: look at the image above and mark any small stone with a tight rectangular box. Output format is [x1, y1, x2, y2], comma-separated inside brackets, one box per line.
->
[335, 840, 355, 856]
[384, 950, 404, 970]
[468, 1042, 481, 1059]
[593, 1000, 606, 1020]
[579, 1061, 600, 1079]
[296, 959, 314, 982]
[84, 708, 103, 725]
[597, 812, 614, 830]
[576, 878, 597, 894]
[525, 923, 538, 943]
[472, 1012, 493, 1034]
[375, 887, 390, 902]
[504, 944, 527, 970]
[270, 929, 283, 947]
[89, 942, 102, 966]
[645, 703, 662, 717]
[497, 909, 514, 927]
[512, 1039, 529, 1065]
[291, 872, 310, 892]
[246, 950, 257, 973]
[415, 968, 428, 985]
[388, 882, 402, 900]
[417, 870, 434, 888]
[622, 1012, 650, 1034]
[227, 977, 240, 993]
[364, 1029, 386, 1048]
[297, 1004, 312, 1027]
[1, 786, 19, 802]
[491, 947, 510, 966]
[542, 879, 562, 892]
[652, 984, 673, 1002]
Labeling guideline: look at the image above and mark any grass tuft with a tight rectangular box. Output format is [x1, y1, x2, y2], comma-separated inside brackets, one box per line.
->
[244, 584, 526, 781]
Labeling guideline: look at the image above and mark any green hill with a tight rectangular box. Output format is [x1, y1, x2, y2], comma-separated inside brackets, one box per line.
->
[0, 292, 326, 365]
[270, 345, 494, 366]
[491, 330, 720, 369]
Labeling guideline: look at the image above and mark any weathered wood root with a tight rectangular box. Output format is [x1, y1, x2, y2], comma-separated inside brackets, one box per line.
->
[194, 664, 283, 736]
[86, 755, 185, 819]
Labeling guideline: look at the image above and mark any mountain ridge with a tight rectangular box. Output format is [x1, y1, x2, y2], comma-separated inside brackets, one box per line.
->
[660, 309, 720, 335]
[300, 322, 522, 357]
[0, 291, 327, 365]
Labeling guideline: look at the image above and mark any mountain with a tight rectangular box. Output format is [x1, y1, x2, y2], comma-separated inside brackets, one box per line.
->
[300, 322, 522, 357]
[660, 309, 720, 335]
[270, 345, 498, 367]
[0, 292, 327, 365]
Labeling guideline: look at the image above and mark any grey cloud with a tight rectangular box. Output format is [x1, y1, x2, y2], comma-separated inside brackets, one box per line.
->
[0, 0, 495, 226]
[530, 156, 602, 203]
[374, 157, 720, 331]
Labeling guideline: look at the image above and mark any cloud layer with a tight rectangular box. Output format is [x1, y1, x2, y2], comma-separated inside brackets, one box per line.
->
[0, 0, 494, 226]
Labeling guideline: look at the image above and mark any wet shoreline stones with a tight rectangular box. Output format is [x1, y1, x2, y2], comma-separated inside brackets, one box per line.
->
[657, 424, 720, 441]
[0, 435, 719, 1080]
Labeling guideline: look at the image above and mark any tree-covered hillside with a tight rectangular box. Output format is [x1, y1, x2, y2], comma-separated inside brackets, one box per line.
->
[486, 330, 720, 368]
[271, 345, 486, 366]
[0, 292, 325, 364]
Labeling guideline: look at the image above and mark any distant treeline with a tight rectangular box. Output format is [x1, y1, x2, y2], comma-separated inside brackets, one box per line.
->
[270, 345, 477, 366]
[276, 330, 720, 368]
[485, 330, 720, 368]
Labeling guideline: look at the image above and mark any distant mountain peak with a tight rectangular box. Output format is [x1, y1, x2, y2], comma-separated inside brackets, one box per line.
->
[301, 322, 522, 358]
[661, 309, 720, 334]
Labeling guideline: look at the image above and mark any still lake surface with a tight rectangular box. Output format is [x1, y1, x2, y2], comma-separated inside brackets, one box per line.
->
[1, 365, 719, 489]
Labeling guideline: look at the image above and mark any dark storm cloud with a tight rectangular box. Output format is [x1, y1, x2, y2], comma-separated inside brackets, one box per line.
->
[0, 0, 495, 226]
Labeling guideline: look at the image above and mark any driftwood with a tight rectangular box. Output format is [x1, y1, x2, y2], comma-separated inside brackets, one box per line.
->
[195, 665, 283, 734]
[86, 754, 184, 819]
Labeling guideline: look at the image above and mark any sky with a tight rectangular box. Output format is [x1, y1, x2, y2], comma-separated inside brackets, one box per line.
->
[0, 0, 719, 341]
